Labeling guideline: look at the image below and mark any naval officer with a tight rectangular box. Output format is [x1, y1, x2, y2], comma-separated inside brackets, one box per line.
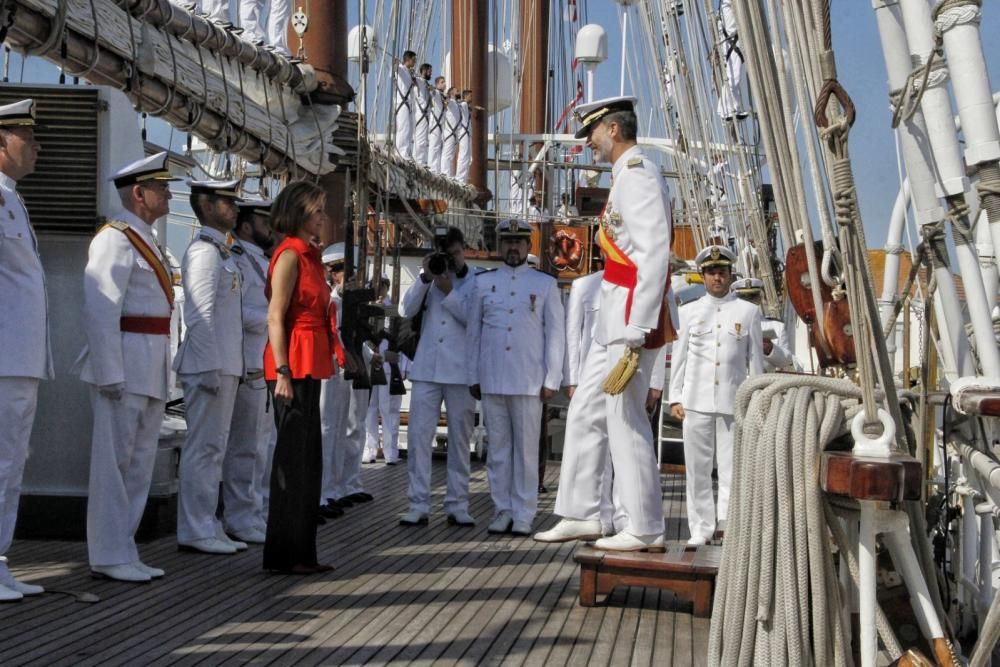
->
[468, 219, 565, 536]
[0, 99, 49, 600]
[535, 96, 675, 552]
[173, 179, 247, 555]
[75, 153, 178, 582]
[731, 276, 797, 371]
[668, 245, 764, 545]
[222, 200, 274, 543]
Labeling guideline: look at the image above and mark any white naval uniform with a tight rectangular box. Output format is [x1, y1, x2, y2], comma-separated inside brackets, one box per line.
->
[553, 145, 674, 538]
[455, 101, 472, 183]
[411, 77, 431, 166]
[74, 211, 171, 567]
[667, 292, 763, 541]
[198, 0, 230, 23]
[237, 0, 292, 54]
[426, 89, 445, 172]
[173, 226, 244, 544]
[468, 263, 565, 525]
[717, 0, 744, 119]
[395, 64, 415, 159]
[440, 97, 460, 177]
[762, 317, 796, 371]
[320, 288, 348, 502]
[0, 172, 52, 560]
[223, 240, 270, 535]
[400, 266, 476, 516]
[509, 170, 533, 217]
[363, 337, 410, 463]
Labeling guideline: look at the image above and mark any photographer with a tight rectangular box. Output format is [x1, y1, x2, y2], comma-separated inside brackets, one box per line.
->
[397, 227, 477, 527]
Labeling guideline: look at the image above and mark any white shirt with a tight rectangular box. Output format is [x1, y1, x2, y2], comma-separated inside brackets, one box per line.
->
[232, 239, 269, 372]
[467, 263, 565, 395]
[443, 98, 461, 138]
[400, 266, 474, 385]
[557, 203, 580, 218]
[396, 64, 413, 109]
[73, 210, 172, 399]
[596, 145, 675, 346]
[413, 77, 431, 126]
[667, 292, 764, 415]
[429, 89, 446, 136]
[564, 271, 603, 387]
[459, 101, 471, 138]
[762, 317, 797, 371]
[173, 226, 244, 377]
[0, 171, 52, 379]
[720, 0, 738, 36]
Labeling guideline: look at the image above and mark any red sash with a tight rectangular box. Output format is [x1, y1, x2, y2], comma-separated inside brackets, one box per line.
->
[101, 222, 175, 310]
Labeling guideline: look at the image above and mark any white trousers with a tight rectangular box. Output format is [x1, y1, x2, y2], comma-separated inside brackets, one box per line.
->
[328, 385, 369, 499]
[427, 130, 443, 173]
[396, 102, 413, 159]
[237, 0, 291, 53]
[682, 409, 734, 541]
[598, 449, 626, 533]
[405, 381, 474, 515]
[554, 342, 665, 536]
[87, 389, 165, 567]
[364, 384, 402, 462]
[717, 42, 744, 118]
[222, 378, 268, 534]
[440, 135, 457, 177]
[320, 374, 350, 503]
[412, 113, 430, 166]
[482, 394, 543, 524]
[455, 134, 471, 183]
[198, 0, 230, 22]
[257, 418, 277, 524]
[177, 373, 240, 542]
[0, 377, 39, 556]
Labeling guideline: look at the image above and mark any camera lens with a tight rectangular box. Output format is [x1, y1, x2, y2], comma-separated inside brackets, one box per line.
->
[428, 253, 448, 275]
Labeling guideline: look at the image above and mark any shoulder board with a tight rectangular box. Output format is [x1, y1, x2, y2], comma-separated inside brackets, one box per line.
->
[106, 219, 129, 232]
[197, 234, 231, 258]
[627, 157, 643, 169]
[475, 267, 497, 275]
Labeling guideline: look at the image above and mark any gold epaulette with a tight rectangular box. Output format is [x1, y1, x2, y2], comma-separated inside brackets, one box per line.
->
[103, 219, 129, 232]
[627, 157, 643, 169]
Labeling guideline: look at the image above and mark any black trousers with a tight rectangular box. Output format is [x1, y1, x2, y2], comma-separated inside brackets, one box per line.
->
[264, 378, 322, 571]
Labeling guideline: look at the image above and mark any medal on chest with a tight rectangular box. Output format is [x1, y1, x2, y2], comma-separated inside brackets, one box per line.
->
[735, 323, 741, 335]
[600, 208, 622, 241]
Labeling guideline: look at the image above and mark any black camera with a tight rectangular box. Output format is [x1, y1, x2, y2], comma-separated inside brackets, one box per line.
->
[427, 226, 455, 276]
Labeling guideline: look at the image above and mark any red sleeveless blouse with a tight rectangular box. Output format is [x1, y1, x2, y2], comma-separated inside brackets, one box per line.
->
[263, 236, 333, 380]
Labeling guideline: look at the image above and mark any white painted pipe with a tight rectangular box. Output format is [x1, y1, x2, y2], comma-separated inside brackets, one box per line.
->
[884, 527, 945, 641]
[975, 207, 998, 305]
[979, 511, 994, 617]
[859, 502, 878, 667]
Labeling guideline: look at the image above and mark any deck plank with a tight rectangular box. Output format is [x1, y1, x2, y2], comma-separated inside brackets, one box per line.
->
[0, 467, 701, 667]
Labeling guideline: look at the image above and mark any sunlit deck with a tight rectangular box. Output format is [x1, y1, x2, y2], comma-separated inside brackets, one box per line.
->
[0, 461, 706, 666]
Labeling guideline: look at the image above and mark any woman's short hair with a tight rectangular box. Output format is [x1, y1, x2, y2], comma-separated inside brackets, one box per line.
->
[270, 180, 326, 235]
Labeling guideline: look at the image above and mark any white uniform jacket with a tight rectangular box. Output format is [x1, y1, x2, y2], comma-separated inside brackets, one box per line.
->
[564, 271, 603, 387]
[400, 266, 473, 385]
[0, 172, 52, 379]
[412, 77, 430, 127]
[596, 145, 674, 346]
[443, 98, 461, 140]
[467, 264, 565, 395]
[232, 240, 269, 372]
[429, 90, 445, 135]
[173, 227, 244, 377]
[667, 292, 764, 415]
[762, 317, 796, 371]
[396, 64, 413, 111]
[73, 210, 172, 400]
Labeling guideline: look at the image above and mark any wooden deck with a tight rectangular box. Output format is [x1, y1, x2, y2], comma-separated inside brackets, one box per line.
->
[0, 461, 707, 666]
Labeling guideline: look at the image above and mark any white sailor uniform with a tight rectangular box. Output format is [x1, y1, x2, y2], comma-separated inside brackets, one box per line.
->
[222, 238, 270, 538]
[468, 263, 565, 527]
[363, 336, 410, 464]
[395, 63, 415, 159]
[763, 317, 796, 371]
[717, 0, 745, 119]
[667, 291, 763, 542]
[426, 88, 446, 172]
[440, 96, 460, 177]
[553, 145, 675, 539]
[412, 76, 431, 166]
[320, 287, 349, 503]
[400, 265, 477, 518]
[455, 100, 472, 183]
[76, 212, 172, 568]
[173, 226, 245, 546]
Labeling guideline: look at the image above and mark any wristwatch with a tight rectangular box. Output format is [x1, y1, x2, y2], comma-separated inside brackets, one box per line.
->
[276, 365, 292, 377]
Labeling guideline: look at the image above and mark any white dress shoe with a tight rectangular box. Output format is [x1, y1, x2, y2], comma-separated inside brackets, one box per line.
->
[487, 512, 513, 534]
[224, 536, 249, 551]
[594, 531, 666, 553]
[0, 582, 23, 601]
[686, 535, 710, 547]
[229, 528, 266, 544]
[511, 520, 533, 536]
[446, 510, 476, 527]
[0, 559, 43, 595]
[178, 538, 238, 554]
[533, 518, 603, 543]
[133, 562, 165, 578]
[91, 564, 152, 583]
[399, 511, 429, 526]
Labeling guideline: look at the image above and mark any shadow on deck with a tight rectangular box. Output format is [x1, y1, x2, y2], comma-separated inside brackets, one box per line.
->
[0, 462, 708, 666]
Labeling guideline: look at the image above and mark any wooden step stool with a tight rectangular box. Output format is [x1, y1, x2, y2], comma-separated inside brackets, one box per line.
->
[573, 544, 721, 617]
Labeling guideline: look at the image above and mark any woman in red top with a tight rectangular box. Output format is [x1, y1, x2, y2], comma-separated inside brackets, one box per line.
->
[262, 180, 334, 574]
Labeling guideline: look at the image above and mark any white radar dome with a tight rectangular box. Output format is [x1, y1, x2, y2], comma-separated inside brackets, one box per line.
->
[348, 25, 376, 63]
[575, 25, 608, 65]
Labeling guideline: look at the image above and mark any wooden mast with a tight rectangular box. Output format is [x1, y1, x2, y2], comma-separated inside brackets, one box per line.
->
[519, 0, 549, 196]
[450, 0, 490, 201]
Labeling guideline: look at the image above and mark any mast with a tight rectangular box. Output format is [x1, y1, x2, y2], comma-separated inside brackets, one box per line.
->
[518, 0, 550, 198]
[450, 0, 490, 200]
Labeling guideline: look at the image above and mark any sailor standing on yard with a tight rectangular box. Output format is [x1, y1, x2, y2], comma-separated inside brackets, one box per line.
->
[455, 90, 473, 183]
[411, 64, 433, 167]
[667, 246, 764, 545]
[439, 88, 461, 178]
[716, 0, 748, 121]
[173, 179, 248, 555]
[76, 153, 178, 583]
[535, 96, 675, 553]
[395, 51, 417, 160]
[0, 100, 49, 600]
[468, 219, 565, 536]
[426, 76, 447, 173]
[222, 200, 274, 544]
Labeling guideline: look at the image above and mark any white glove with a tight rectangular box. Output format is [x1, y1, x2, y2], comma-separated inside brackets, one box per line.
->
[197, 370, 221, 395]
[623, 323, 648, 349]
[98, 382, 125, 400]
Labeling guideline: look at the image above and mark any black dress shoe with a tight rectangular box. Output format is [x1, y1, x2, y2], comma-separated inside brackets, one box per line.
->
[538, 485, 549, 494]
[319, 504, 344, 518]
[346, 492, 374, 503]
[330, 497, 353, 509]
